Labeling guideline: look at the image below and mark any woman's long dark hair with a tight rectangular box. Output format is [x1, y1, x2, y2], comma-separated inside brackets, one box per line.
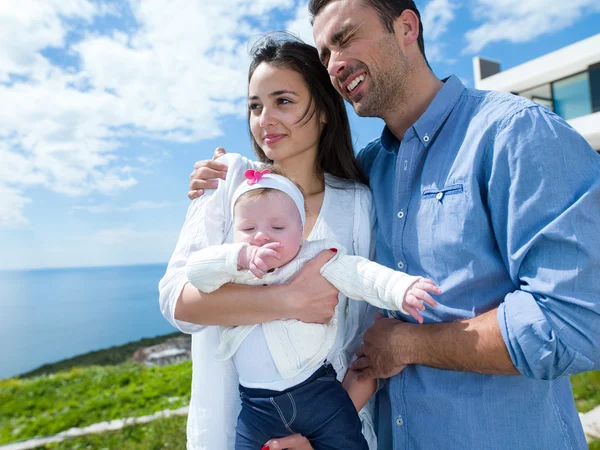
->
[247, 34, 367, 184]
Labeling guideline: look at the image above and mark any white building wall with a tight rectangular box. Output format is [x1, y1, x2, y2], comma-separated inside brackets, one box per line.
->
[474, 34, 600, 151]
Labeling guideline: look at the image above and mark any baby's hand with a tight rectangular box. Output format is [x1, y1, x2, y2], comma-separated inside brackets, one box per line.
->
[238, 243, 283, 278]
[403, 278, 442, 324]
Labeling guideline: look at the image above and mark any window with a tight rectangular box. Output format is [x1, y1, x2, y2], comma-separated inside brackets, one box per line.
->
[590, 63, 600, 113]
[552, 72, 592, 120]
[518, 84, 554, 112]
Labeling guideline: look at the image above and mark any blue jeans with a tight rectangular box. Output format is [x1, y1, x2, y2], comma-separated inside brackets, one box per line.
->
[236, 364, 369, 450]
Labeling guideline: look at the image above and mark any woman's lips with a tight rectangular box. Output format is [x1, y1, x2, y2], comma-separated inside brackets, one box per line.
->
[263, 134, 285, 144]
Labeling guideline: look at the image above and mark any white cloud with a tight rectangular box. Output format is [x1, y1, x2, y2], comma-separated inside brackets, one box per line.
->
[466, 0, 600, 53]
[72, 200, 176, 213]
[0, 0, 307, 228]
[421, 0, 459, 63]
[0, 184, 31, 228]
[422, 0, 457, 42]
[0, 0, 98, 82]
[285, 1, 314, 45]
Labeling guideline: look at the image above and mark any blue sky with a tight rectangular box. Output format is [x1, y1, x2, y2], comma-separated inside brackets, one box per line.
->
[1, 0, 599, 270]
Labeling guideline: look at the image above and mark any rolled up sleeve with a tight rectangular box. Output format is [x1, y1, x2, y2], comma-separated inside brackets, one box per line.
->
[489, 106, 600, 380]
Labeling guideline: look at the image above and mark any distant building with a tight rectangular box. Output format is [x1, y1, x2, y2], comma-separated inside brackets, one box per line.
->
[473, 34, 600, 152]
[131, 335, 191, 367]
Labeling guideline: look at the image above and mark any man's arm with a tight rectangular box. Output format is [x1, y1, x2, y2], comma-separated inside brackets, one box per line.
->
[354, 106, 600, 380]
[352, 310, 517, 380]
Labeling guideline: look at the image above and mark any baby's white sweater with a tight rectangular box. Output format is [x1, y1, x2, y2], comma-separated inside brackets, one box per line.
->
[186, 238, 420, 380]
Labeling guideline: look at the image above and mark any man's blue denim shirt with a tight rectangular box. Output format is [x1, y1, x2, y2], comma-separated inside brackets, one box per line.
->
[358, 75, 600, 449]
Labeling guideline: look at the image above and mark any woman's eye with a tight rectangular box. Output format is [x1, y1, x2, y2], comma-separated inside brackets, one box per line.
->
[277, 98, 291, 105]
[272, 227, 285, 231]
[242, 227, 255, 232]
[248, 103, 261, 111]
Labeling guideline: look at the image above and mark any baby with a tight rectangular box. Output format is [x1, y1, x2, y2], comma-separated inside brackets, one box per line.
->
[186, 168, 441, 450]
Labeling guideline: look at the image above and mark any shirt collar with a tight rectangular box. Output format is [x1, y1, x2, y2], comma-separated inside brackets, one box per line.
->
[379, 75, 466, 154]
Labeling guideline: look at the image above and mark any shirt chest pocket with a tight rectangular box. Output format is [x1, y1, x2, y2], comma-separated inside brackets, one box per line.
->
[419, 182, 467, 227]
[416, 182, 469, 270]
[422, 183, 464, 202]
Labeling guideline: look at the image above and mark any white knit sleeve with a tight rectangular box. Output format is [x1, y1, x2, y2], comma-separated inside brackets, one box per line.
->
[321, 254, 420, 313]
[158, 153, 256, 334]
[186, 243, 248, 293]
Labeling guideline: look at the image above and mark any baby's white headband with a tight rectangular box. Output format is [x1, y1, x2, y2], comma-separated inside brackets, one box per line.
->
[231, 169, 306, 227]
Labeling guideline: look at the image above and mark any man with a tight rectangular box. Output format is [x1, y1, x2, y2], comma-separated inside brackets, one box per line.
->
[189, 0, 600, 448]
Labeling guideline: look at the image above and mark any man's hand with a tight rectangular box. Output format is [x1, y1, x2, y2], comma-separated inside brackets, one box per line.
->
[188, 147, 228, 200]
[351, 313, 407, 380]
[283, 250, 339, 323]
[263, 434, 313, 450]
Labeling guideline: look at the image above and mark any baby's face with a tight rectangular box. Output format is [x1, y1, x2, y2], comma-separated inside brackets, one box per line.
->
[233, 190, 303, 267]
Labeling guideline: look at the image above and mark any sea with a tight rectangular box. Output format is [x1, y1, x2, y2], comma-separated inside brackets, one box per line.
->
[0, 263, 178, 379]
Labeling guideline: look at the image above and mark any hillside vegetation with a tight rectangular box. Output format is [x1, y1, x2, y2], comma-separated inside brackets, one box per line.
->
[1, 333, 598, 449]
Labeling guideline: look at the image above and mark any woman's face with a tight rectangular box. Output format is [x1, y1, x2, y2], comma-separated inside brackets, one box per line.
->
[248, 63, 325, 165]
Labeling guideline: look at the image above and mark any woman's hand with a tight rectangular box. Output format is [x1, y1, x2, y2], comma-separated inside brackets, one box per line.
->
[284, 250, 340, 323]
[188, 147, 228, 200]
[263, 434, 313, 450]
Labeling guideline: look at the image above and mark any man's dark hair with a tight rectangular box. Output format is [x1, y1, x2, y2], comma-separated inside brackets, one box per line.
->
[247, 33, 366, 185]
[308, 0, 427, 61]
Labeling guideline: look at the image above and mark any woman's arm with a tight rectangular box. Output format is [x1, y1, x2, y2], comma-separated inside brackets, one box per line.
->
[160, 153, 267, 331]
[342, 370, 377, 412]
[175, 250, 340, 326]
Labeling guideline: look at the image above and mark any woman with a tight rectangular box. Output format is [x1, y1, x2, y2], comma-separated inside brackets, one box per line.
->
[159, 35, 377, 450]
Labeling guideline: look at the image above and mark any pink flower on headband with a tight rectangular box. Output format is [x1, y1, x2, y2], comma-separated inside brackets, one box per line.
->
[245, 168, 271, 185]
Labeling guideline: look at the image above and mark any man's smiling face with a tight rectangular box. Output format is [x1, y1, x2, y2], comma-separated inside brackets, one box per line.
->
[312, 0, 411, 118]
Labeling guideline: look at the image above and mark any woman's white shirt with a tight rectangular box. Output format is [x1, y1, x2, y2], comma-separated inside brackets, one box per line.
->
[158, 153, 377, 450]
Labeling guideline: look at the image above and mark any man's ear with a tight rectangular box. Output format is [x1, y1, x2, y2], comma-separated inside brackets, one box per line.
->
[393, 9, 420, 48]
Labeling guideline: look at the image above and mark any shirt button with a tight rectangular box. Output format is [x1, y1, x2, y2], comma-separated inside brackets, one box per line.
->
[436, 192, 444, 201]
[396, 416, 404, 426]
[397, 210, 404, 219]
[423, 134, 430, 142]
[397, 261, 405, 270]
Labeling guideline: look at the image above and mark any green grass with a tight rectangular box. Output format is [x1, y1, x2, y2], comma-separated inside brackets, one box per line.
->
[19, 332, 185, 378]
[1, 343, 598, 449]
[571, 370, 600, 413]
[33, 414, 187, 450]
[0, 361, 192, 445]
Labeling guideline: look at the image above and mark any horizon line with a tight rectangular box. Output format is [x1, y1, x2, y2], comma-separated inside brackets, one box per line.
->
[0, 261, 169, 273]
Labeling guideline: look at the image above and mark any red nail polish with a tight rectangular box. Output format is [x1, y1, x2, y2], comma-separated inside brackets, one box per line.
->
[329, 248, 338, 253]
[261, 446, 270, 450]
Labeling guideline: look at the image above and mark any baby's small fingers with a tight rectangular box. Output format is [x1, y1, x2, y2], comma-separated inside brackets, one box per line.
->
[260, 249, 281, 260]
[411, 287, 437, 307]
[405, 294, 426, 311]
[263, 242, 283, 250]
[404, 306, 423, 324]
[419, 292, 438, 308]
[254, 259, 269, 273]
[418, 279, 442, 294]
[249, 263, 264, 279]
